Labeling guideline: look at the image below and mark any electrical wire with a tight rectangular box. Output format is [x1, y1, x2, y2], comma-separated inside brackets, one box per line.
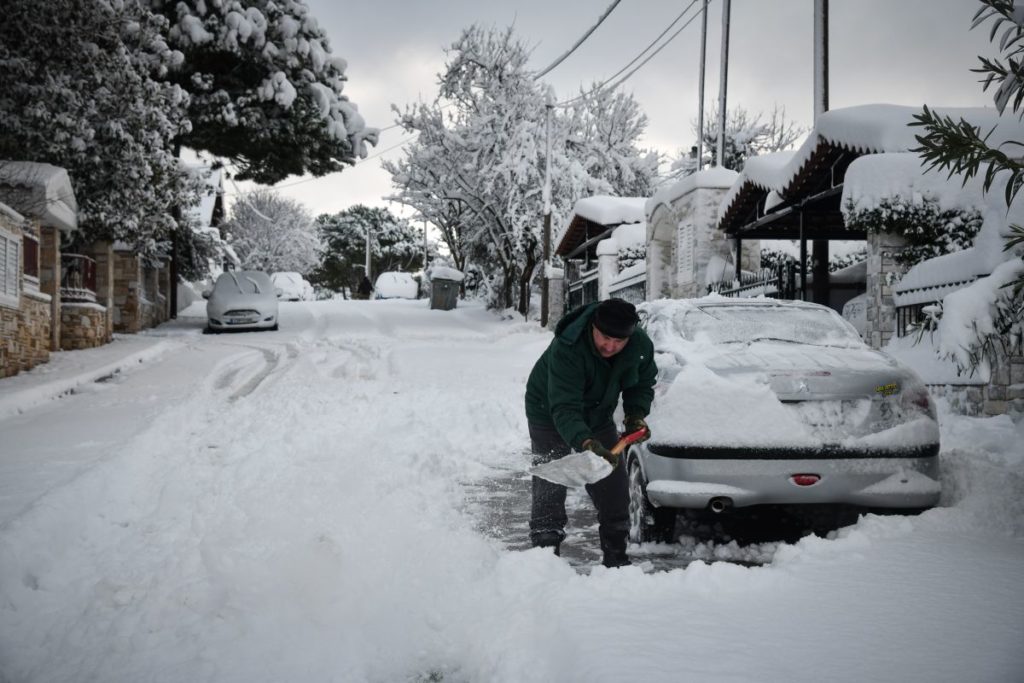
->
[556, 0, 710, 108]
[533, 0, 624, 79]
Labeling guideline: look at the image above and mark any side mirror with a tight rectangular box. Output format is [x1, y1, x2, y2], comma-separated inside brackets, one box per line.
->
[275, 287, 284, 297]
[201, 289, 212, 299]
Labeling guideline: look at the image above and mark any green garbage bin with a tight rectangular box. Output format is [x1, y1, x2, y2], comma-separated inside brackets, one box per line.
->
[430, 278, 460, 310]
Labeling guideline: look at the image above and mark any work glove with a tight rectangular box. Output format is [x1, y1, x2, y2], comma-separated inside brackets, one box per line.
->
[623, 415, 651, 442]
[582, 438, 618, 468]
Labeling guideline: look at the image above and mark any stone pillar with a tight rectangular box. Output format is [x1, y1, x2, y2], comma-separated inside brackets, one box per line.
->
[547, 269, 565, 330]
[39, 225, 61, 351]
[865, 231, 909, 350]
[90, 240, 114, 342]
[596, 240, 618, 301]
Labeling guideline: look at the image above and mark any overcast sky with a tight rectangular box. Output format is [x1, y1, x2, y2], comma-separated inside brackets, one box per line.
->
[226, 0, 997, 219]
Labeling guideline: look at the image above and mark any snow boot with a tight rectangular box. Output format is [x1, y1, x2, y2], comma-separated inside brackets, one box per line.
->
[600, 529, 631, 568]
[531, 530, 563, 557]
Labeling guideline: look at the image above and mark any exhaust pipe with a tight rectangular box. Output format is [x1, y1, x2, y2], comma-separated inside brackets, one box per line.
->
[709, 497, 733, 514]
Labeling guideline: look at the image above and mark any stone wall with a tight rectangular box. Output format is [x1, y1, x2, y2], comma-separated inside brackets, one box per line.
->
[927, 351, 1024, 418]
[0, 213, 52, 378]
[60, 302, 108, 351]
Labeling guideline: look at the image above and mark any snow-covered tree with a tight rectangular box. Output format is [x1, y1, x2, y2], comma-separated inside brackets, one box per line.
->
[911, 0, 1024, 371]
[668, 104, 806, 177]
[313, 205, 430, 294]
[385, 25, 656, 316]
[144, 0, 379, 183]
[223, 189, 319, 273]
[0, 0, 203, 255]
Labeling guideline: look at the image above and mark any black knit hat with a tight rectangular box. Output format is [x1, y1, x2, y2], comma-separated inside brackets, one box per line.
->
[592, 298, 639, 339]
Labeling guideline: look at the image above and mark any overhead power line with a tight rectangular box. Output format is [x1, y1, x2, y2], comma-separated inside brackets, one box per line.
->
[556, 0, 710, 108]
[533, 0, 624, 79]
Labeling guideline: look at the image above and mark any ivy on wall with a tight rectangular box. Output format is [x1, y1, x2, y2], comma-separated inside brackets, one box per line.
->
[843, 197, 983, 267]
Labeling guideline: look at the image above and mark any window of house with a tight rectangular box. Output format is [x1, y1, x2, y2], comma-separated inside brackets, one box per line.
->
[0, 226, 21, 308]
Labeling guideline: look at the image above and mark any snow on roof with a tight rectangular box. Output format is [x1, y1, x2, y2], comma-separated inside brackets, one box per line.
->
[0, 201, 25, 224]
[646, 166, 739, 218]
[894, 248, 987, 307]
[572, 196, 646, 226]
[0, 161, 77, 233]
[719, 104, 1024, 220]
[716, 151, 798, 220]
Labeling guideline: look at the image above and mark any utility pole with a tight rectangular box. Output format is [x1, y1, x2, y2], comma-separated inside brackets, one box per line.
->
[716, 0, 731, 169]
[812, 0, 830, 306]
[364, 222, 371, 282]
[696, 0, 708, 172]
[541, 101, 553, 327]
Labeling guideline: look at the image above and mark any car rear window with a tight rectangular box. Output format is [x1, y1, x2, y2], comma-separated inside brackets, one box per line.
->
[680, 305, 863, 346]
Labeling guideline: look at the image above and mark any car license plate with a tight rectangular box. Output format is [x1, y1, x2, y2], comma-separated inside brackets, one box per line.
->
[227, 316, 257, 325]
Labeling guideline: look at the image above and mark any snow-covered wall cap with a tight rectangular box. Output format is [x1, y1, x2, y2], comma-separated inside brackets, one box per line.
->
[0, 161, 77, 233]
[646, 166, 739, 219]
[596, 237, 619, 256]
[573, 196, 647, 226]
[427, 265, 464, 282]
[895, 247, 987, 295]
[611, 222, 646, 248]
[716, 150, 798, 218]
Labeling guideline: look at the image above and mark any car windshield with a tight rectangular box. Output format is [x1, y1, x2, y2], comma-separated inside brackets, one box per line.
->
[214, 272, 267, 295]
[678, 305, 863, 347]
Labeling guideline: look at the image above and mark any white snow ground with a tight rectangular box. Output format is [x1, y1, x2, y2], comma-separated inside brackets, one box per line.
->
[0, 299, 1022, 683]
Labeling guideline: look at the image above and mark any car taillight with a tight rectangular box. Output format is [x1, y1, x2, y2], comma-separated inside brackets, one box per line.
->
[902, 384, 936, 418]
[790, 474, 821, 487]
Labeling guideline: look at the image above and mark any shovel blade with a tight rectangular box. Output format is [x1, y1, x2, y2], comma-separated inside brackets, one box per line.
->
[529, 451, 613, 488]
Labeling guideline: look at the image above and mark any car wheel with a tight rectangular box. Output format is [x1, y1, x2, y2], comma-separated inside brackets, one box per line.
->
[627, 456, 676, 543]
[271, 323, 279, 331]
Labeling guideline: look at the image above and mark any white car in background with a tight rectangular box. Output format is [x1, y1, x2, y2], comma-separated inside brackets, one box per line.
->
[373, 271, 419, 299]
[203, 270, 279, 332]
[270, 271, 314, 301]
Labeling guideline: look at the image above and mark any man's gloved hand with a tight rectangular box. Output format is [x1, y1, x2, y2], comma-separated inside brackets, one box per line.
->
[582, 438, 618, 468]
[624, 415, 651, 442]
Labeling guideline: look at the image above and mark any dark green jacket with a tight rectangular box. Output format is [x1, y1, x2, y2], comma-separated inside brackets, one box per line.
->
[525, 302, 657, 450]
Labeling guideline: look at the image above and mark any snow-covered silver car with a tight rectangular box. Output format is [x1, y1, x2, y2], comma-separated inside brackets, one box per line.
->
[203, 270, 280, 332]
[628, 298, 941, 542]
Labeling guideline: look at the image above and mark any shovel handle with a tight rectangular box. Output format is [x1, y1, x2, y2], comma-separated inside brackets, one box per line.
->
[610, 428, 649, 456]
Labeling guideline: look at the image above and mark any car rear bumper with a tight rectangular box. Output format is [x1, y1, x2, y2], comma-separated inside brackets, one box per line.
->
[637, 442, 941, 510]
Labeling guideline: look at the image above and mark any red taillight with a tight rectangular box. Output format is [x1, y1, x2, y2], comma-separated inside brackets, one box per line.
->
[790, 474, 821, 487]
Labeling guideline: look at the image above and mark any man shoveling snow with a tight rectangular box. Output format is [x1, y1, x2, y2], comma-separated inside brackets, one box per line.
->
[524, 298, 658, 567]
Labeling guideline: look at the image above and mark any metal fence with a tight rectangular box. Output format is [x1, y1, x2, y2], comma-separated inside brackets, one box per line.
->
[60, 253, 97, 303]
[707, 261, 798, 300]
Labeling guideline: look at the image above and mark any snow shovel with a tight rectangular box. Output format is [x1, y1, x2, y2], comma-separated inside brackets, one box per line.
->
[529, 429, 649, 488]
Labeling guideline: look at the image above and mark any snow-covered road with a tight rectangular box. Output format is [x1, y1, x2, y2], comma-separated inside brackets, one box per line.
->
[1, 299, 1022, 682]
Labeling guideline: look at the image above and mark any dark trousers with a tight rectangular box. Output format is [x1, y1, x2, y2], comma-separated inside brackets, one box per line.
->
[528, 421, 630, 561]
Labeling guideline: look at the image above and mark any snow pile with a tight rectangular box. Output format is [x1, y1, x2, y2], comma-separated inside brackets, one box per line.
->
[427, 264, 465, 282]
[646, 166, 739, 218]
[0, 300, 1021, 681]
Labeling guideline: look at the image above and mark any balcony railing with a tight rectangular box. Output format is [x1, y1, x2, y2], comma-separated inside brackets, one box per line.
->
[61, 253, 97, 303]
